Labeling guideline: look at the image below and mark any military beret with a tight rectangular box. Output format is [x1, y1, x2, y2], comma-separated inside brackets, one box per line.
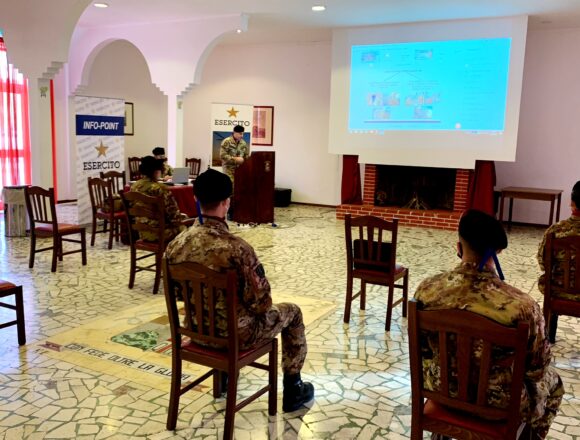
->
[459, 209, 507, 255]
[194, 169, 233, 204]
[233, 125, 245, 133]
[139, 156, 164, 175]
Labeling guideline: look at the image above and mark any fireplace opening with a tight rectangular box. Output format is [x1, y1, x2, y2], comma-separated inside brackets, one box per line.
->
[375, 165, 457, 210]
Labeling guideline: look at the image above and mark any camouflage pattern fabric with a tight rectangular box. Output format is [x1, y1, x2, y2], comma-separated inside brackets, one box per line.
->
[220, 136, 249, 184]
[537, 215, 580, 300]
[130, 178, 185, 242]
[414, 262, 564, 439]
[162, 162, 173, 178]
[165, 216, 307, 374]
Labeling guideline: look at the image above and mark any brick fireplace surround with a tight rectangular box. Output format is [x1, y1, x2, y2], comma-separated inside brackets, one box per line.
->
[336, 164, 471, 231]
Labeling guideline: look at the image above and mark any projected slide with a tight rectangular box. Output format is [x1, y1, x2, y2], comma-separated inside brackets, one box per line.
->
[349, 38, 511, 132]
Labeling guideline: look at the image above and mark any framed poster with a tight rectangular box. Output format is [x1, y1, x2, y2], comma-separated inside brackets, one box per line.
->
[124, 102, 134, 136]
[252, 106, 274, 146]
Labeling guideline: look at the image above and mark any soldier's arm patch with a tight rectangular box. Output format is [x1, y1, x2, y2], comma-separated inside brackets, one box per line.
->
[255, 264, 265, 278]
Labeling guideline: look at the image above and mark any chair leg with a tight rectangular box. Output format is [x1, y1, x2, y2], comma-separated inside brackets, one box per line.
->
[410, 421, 422, 440]
[15, 286, 26, 346]
[153, 253, 162, 295]
[58, 237, 64, 261]
[548, 314, 558, 344]
[212, 370, 222, 398]
[268, 338, 278, 416]
[80, 230, 87, 266]
[344, 275, 353, 323]
[360, 280, 367, 310]
[28, 234, 36, 269]
[402, 271, 409, 318]
[223, 368, 238, 440]
[51, 236, 59, 272]
[128, 248, 136, 289]
[166, 354, 182, 431]
[91, 215, 97, 247]
[385, 283, 395, 332]
[107, 218, 114, 250]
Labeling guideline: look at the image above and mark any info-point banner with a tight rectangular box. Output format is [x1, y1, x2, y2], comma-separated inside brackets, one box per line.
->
[210, 103, 252, 167]
[75, 96, 125, 225]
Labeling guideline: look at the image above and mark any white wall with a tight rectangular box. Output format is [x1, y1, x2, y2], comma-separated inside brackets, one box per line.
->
[182, 42, 341, 206]
[81, 40, 168, 163]
[496, 28, 580, 224]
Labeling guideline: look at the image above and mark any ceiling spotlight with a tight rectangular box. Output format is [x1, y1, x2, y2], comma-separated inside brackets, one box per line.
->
[312, 5, 326, 12]
[236, 29, 243, 34]
[94, 2, 109, 8]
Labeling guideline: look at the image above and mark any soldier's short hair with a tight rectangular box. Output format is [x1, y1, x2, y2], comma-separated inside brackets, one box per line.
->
[139, 156, 164, 179]
[152, 147, 166, 156]
[572, 181, 580, 207]
[233, 125, 245, 133]
[195, 169, 232, 208]
[459, 209, 507, 256]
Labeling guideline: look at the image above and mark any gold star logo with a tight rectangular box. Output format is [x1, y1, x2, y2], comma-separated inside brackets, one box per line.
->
[227, 107, 239, 118]
[95, 141, 109, 158]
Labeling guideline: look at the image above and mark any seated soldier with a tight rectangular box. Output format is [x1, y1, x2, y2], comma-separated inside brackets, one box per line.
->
[537, 180, 580, 335]
[165, 169, 315, 412]
[414, 209, 564, 440]
[153, 147, 173, 181]
[130, 156, 185, 242]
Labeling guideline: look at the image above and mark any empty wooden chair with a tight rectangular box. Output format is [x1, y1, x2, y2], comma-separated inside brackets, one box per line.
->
[120, 190, 167, 294]
[128, 156, 141, 181]
[163, 259, 277, 440]
[543, 233, 580, 343]
[88, 177, 125, 249]
[344, 214, 409, 331]
[24, 186, 87, 272]
[408, 299, 531, 440]
[185, 157, 202, 180]
[0, 281, 25, 345]
[100, 170, 126, 196]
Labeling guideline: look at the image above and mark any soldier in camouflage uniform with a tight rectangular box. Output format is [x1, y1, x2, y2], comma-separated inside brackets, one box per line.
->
[153, 147, 173, 181]
[165, 168, 314, 412]
[414, 210, 563, 440]
[220, 125, 249, 185]
[130, 156, 185, 242]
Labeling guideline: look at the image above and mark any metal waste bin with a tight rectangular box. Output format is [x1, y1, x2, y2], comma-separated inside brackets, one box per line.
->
[2, 185, 29, 237]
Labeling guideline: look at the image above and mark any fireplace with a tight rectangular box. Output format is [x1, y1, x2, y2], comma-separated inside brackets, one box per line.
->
[337, 164, 471, 230]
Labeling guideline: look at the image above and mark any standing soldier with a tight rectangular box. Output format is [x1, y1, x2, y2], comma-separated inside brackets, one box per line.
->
[165, 169, 315, 412]
[220, 125, 249, 185]
[152, 147, 173, 181]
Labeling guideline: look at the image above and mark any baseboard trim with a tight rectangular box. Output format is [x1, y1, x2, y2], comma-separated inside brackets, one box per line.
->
[290, 202, 338, 208]
[57, 199, 77, 204]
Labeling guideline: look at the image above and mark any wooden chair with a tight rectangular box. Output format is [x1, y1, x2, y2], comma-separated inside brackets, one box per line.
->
[87, 177, 125, 249]
[128, 156, 141, 181]
[100, 170, 126, 196]
[408, 299, 531, 440]
[185, 157, 202, 180]
[24, 186, 87, 272]
[543, 233, 580, 343]
[344, 214, 409, 331]
[163, 259, 277, 440]
[120, 190, 167, 294]
[0, 280, 25, 345]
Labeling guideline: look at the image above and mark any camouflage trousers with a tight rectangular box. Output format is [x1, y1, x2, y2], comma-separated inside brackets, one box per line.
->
[240, 303, 307, 375]
[521, 367, 564, 439]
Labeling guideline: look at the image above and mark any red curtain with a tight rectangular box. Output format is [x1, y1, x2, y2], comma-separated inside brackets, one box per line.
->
[467, 160, 496, 216]
[341, 155, 362, 204]
[0, 36, 31, 209]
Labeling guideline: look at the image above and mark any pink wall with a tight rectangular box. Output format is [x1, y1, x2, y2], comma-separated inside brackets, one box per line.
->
[495, 28, 580, 224]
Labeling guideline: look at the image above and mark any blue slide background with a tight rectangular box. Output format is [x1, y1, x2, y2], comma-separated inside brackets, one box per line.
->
[349, 38, 511, 132]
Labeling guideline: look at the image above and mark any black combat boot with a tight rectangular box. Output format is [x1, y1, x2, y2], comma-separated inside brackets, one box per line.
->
[282, 373, 314, 412]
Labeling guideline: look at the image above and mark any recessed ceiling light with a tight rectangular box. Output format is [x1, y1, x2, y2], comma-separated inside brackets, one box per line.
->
[312, 5, 326, 12]
[94, 2, 109, 8]
[236, 29, 243, 34]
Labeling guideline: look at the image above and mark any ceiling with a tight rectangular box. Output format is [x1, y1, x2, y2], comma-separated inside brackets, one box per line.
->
[77, 0, 580, 44]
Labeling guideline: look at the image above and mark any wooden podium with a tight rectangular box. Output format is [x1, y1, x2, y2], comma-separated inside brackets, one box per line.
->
[233, 151, 275, 224]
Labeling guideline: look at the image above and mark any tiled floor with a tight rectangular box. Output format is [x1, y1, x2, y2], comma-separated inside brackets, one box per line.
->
[0, 204, 578, 439]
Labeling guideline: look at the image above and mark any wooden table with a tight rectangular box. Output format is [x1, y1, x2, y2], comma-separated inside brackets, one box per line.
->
[498, 187, 563, 227]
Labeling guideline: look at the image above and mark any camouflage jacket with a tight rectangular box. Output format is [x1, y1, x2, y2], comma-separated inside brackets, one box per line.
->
[130, 178, 184, 242]
[220, 136, 249, 177]
[165, 216, 272, 341]
[162, 162, 173, 178]
[414, 262, 555, 415]
[537, 215, 580, 299]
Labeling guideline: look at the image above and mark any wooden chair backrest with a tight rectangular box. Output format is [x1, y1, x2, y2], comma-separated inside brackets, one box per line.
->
[163, 259, 239, 354]
[128, 157, 141, 181]
[100, 170, 126, 195]
[88, 177, 114, 213]
[545, 233, 580, 297]
[185, 158, 202, 178]
[345, 214, 398, 273]
[119, 190, 166, 247]
[24, 186, 57, 228]
[408, 299, 530, 438]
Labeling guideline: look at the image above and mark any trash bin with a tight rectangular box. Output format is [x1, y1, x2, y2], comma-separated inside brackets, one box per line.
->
[2, 185, 29, 237]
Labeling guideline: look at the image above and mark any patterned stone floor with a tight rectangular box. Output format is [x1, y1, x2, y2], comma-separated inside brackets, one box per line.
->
[0, 204, 578, 439]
